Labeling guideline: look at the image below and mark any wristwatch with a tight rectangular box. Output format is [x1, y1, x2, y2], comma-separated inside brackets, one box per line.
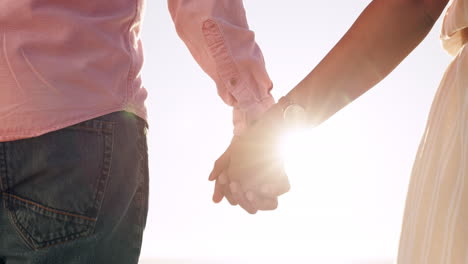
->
[278, 96, 307, 129]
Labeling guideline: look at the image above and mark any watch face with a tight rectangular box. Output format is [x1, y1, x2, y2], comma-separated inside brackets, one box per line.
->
[283, 104, 306, 127]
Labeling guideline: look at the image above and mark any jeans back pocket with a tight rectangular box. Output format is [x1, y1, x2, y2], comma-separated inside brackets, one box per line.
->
[0, 119, 115, 249]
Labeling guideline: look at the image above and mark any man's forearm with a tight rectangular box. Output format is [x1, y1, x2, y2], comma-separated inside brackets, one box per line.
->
[287, 0, 447, 126]
[168, 0, 274, 135]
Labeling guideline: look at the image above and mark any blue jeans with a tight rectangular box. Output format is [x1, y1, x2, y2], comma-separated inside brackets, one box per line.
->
[0, 112, 149, 264]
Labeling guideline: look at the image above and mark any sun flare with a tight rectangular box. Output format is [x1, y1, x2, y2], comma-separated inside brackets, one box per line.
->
[279, 126, 337, 180]
[278, 122, 361, 217]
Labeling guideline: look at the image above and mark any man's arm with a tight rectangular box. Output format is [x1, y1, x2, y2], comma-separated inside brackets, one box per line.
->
[168, 0, 281, 212]
[168, 0, 274, 134]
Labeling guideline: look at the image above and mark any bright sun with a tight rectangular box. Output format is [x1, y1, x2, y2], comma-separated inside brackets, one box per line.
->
[280, 125, 343, 181]
[278, 122, 360, 217]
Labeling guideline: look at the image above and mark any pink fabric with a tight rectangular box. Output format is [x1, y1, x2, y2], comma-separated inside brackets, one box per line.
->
[169, 0, 275, 134]
[0, 0, 273, 141]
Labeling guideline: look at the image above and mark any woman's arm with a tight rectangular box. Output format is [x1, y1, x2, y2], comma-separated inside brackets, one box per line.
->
[212, 0, 451, 212]
[287, 0, 449, 126]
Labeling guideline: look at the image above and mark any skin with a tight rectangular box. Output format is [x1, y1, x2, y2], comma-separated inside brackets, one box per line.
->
[210, 0, 451, 214]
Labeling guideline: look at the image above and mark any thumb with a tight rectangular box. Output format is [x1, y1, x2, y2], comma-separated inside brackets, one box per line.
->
[209, 136, 239, 181]
[209, 150, 230, 181]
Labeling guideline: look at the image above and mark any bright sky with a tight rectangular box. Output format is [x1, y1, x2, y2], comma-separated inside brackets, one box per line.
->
[139, 0, 452, 262]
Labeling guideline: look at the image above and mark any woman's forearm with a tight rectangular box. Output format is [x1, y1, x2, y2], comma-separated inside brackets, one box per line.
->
[287, 0, 448, 126]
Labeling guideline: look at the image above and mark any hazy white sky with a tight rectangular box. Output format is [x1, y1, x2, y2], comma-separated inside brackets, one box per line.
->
[139, 0, 452, 262]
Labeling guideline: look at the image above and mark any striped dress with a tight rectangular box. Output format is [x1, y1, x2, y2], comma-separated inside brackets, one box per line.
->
[397, 0, 468, 263]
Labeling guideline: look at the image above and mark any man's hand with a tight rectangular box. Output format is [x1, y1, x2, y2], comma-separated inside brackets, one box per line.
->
[209, 137, 239, 206]
[209, 136, 284, 214]
[209, 104, 291, 214]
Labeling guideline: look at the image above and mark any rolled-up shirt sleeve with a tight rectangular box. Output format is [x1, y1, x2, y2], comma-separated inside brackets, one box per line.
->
[168, 0, 275, 135]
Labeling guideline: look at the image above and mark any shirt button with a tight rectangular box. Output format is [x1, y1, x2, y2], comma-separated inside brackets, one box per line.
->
[229, 78, 238, 86]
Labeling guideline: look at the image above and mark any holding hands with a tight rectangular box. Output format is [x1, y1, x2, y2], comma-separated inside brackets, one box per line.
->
[209, 102, 297, 214]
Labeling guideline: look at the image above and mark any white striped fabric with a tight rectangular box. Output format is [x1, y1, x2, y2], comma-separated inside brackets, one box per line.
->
[397, 5, 468, 259]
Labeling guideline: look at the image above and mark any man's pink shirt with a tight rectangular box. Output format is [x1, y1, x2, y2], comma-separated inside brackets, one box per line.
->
[0, 0, 274, 141]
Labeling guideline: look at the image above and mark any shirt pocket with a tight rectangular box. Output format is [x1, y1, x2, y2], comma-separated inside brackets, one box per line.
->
[1, 119, 115, 250]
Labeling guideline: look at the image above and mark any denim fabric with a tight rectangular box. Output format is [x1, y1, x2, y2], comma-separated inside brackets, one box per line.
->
[0, 111, 149, 264]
